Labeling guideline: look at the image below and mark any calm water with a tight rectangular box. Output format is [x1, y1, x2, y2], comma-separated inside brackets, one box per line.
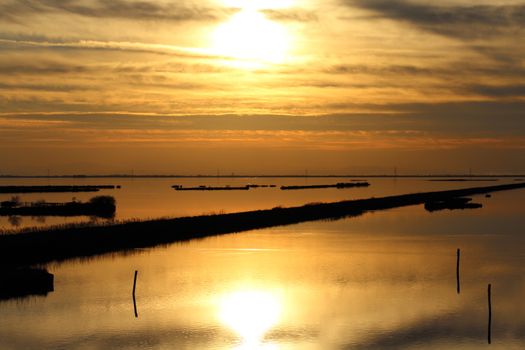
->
[0, 177, 514, 230]
[0, 179, 524, 349]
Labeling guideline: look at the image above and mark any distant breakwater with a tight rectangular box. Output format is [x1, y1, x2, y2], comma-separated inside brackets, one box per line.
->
[1, 182, 524, 267]
[428, 179, 498, 182]
[0, 185, 119, 193]
[173, 184, 277, 191]
[173, 185, 250, 191]
[281, 182, 369, 190]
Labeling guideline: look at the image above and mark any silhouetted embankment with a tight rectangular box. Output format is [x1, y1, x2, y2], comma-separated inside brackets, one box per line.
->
[0, 196, 116, 218]
[0, 267, 54, 301]
[281, 182, 370, 190]
[428, 179, 498, 182]
[424, 197, 482, 212]
[0, 185, 118, 193]
[172, 184, 276, 190]
[0, 182, 524, 267]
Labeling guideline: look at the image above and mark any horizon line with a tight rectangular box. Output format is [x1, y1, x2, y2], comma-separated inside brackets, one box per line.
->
[1, 174, 524, 179]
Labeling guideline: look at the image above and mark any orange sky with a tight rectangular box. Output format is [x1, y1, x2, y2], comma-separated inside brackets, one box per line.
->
[1, 0, 524, 174]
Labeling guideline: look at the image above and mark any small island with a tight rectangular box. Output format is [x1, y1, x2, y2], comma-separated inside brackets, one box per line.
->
[424, 197, 482, 212]
[0, 267, 54, 301]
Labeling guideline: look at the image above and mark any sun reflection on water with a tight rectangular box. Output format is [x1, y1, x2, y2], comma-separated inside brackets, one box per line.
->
[218, 289, 282, 349]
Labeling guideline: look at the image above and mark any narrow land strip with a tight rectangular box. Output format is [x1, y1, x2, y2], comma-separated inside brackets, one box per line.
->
[1, 182, 524, 267]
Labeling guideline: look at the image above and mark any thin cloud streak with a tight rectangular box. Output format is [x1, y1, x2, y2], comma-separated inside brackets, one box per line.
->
[261, 9, 318, 22]
[0, 0, 236, 23]
[1, 121, 523, 150]
[0, 38, 227, 60]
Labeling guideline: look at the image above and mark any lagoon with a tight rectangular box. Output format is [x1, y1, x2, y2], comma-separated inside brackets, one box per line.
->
[0, 178, 524, 349]
[0, 177, 515, 231]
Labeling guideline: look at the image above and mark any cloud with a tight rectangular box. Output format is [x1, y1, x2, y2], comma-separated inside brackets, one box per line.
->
[0, 82, 93, 92]
[325, 64, 437, 76]
[344, 1, 525, 40]
[467, 84, 525, 98]
[3, 103, 525, 135]
[0, 38, 224, 60]
[0, 55, 233, 79]
[261, 9, 318, 22]
[322, 61, 525, 100]
[0, 0, 235, 23]
[0, 61, 90, 75]
[3, 117, 524, 151]
[343, 1, 525, 65]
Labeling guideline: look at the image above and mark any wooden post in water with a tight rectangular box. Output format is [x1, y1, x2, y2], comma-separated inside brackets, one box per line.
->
[488, 283, 492, 344]
[456, 249, 461, 294]
[132, 270, 138, 318]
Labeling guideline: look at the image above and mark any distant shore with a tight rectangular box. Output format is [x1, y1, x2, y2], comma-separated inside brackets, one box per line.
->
[0, 185, 118, 193]
[1, 182, 524, 267]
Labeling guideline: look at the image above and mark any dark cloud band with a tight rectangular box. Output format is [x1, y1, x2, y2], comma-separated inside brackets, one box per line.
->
[344, 0, 525, 39]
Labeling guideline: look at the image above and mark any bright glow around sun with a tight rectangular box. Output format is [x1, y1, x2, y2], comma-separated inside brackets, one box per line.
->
[218, 290, 282, 348]
[211, 8, 291, 67]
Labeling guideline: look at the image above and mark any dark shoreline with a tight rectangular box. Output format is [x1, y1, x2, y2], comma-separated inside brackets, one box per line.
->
[1, 182, 524, 267]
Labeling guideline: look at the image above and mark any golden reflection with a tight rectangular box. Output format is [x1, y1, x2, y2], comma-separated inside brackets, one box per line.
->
[218, 289, 282, 348]
[211, 8, 291, 67]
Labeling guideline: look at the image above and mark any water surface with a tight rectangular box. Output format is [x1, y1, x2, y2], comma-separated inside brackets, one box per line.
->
[0, 177, 513, 230]
[0, 182, 524, 349]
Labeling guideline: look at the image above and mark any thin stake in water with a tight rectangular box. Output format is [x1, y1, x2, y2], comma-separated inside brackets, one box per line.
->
[488, 283, 492, 344]
[456, 249, 461, 294]
[132, 270, 138, 318]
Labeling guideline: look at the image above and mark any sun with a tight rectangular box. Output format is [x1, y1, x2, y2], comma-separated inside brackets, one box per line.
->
[218, 289, 282, 348]
[211, 6, 292, 67]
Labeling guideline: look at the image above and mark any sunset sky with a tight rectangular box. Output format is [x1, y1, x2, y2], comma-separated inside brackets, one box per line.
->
[1, 0, 524, 174]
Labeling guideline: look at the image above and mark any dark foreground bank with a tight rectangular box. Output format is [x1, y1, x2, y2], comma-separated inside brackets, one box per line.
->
[1, 182, 524, 266]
